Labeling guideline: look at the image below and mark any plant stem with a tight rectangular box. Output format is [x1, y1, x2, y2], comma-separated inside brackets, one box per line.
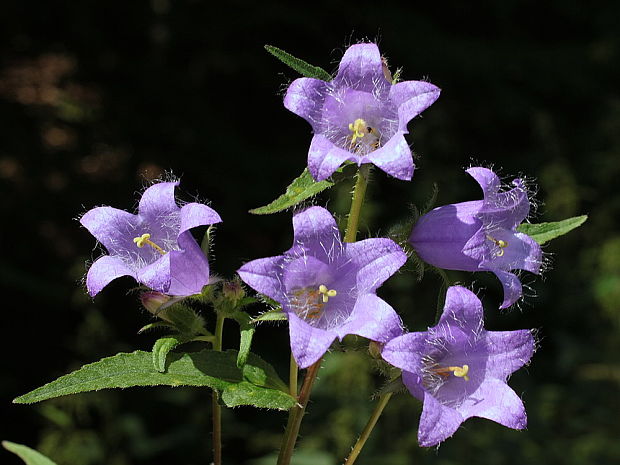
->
[344, 164, 370, 243]
[289, 353, 298, 397]
[276, 359, 322, 465]
[211, 314, 225, 465]
[276, 164, 372, 465]
[343, 393, 393, 465]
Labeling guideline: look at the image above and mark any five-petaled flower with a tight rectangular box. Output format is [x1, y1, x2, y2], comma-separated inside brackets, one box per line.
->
[80, 181, 221, 297]
[409, 167, 542, 308]
[237, 206, 406, 368]
[381, 285, 534, 447]
[284, 43, 441, 182]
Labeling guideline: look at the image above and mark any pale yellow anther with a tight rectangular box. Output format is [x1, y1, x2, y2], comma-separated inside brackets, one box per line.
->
[318, 284, 337, 303]
[348, 118, 368, 147]
[133, 233, 166, 255]
[487, 235, 508, 257]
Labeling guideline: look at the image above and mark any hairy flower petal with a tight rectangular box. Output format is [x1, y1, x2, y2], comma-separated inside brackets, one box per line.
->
[86, 255, 134, 297]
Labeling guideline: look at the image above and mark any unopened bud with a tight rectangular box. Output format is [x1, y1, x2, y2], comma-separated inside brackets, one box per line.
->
[140, 291, 171, 316]
[381, 56, 392, 83]
[368, 340, 383, 359]
[222, 279, 245, 304]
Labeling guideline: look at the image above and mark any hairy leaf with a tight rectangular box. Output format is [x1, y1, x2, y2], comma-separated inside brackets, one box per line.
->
[2, 441, 58, 465]
[264, 45, 332, 81]
[252, 308, 287, 323]
[14, 350, 293, 410]
[249, 168, 335, 215]
[517, 215, 587, 244]
[230, 312, 255, 368]
[152, 335, 191, 373]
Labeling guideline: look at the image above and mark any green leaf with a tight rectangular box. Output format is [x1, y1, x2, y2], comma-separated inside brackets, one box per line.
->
[249, 168, 335, 215]
[230, 312, 255, 369]
[2, 441, 58, 465]
[157, 304, 206, 336]
[252, 308, 287, 323]
[14, 350, 294, 410]
[264, 45, 332, 81]
[517, 215, 588, 244]
[152, 335, 191, 373]
[137, 321, 174, 334]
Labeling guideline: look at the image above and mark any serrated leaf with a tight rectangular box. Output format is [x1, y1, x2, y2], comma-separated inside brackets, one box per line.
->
[517, 215, 587, 244]
[152, 335, 191, 372]
[249, 168, 335, 215]
[264, 45, 332, 81]
[14, 350, 294, 410]
[2, 441, 58, 465]
[157, 304, 206, 335]
[252, 308, 287, 323]
[230, 312, 255, 369]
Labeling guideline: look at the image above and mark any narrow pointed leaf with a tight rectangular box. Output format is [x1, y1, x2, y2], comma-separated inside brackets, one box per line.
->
[264, 45, 332, 81]
[249, 168, 335, 215]
[252, 308, 287, 323]
[14, 349, 294, 410]
[2, 441, 58, 465]
[517, 215, 587, 244]
[230, 312, 255, 368]
[153, 335, 191, 372]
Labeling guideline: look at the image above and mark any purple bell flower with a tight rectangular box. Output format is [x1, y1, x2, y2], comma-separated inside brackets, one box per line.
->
[382, 286, 535, 447]
[284, 43, 440, 182]
[238, 206, 406, 368]
[409, 167, 542, 308]
[80, 181, 221, 297]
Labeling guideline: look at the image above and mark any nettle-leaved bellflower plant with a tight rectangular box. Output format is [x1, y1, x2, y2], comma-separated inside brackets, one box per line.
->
[238, 206, 406, 368]
[284, 43, 441, 181]
[81, 181, 221, 297]
[382, 286, 535, 447]
[409, 167, 542, 308]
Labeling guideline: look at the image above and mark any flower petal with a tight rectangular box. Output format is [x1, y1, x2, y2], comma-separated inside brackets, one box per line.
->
[167, 232, 211, 296]
[363, 131, 413, 181]
[179, 202, 222, 235]
[283, 77, 329, 128]
[418, 391, 464, 447]
[85, 255, 135, 296]
[334, 43, 384, 91]
[486, 230, 542, 274]
[485, 329, 534, 379]
[439, 286, 484, 332]
[282, 256, 330, 291]
[457, 378, 527, 430]
[292, 206, 343, 261]
[345, 238, 406, 292]
[481, 183, 530, 229]
[337, 294, 403, 342]
[287, 313, 336, 368]
[237, 255, 286, 303]
[493, 269, 523, 309]
[308, 134, 354, 181]
[381, 332, 428, 374]
[138, 181, 180, 220]
[137, 253, 172, 293]
[389, 80, 441, 128]
[80, 206, 139, 255]
[466, 167, 501, 195]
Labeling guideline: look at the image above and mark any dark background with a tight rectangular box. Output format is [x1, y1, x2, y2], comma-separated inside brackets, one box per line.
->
[2, 1, 619, 464]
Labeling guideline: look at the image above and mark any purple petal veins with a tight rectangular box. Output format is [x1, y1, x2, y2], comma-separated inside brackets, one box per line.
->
[284, 43, 440, 181]
[238, 206, 407, 368]
[382, 286, 534, 446]
[80, 181, 221, 297]
[409, 167, 543, 308]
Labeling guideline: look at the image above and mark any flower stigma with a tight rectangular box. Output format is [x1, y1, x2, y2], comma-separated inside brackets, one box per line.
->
[430, 364, 470, 381]
[486, 235, 508, 257]
[318, 284, 337, 303]
[133, 233, 166, 255]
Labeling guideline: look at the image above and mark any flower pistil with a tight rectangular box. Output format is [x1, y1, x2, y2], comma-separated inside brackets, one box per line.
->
[133, 233, 166, 255]
[486, 234, 508, 257]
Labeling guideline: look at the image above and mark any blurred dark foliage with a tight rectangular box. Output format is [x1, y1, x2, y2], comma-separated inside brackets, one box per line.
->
[1, 1, 619, 464]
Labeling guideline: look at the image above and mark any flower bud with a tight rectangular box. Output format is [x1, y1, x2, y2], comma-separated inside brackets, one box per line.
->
[222, 279, 245, 304]
[140, 291, 171, 316]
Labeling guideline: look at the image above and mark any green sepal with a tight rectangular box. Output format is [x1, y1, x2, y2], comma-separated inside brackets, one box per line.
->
[14, 349, 294, 410]
[516, 215, 588, 244]
[137, 321, 175, 334]
[157, 303, 207, 336]
[374, 376, 407, 398]
[2, 441, 58, 465]
[152, 335, 192, 373]
[252, 308, 287, 323]
[249, 168, 335, 215]
[264, 45, 332, 81]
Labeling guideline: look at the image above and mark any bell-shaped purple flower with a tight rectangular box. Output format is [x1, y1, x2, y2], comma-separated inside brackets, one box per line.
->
[80, 181, 222, 297]
[284, 43, 440, 182]
[238, 206, 406, 368]
[409, 167, 542, 308]
[382, 286, 534, 447]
